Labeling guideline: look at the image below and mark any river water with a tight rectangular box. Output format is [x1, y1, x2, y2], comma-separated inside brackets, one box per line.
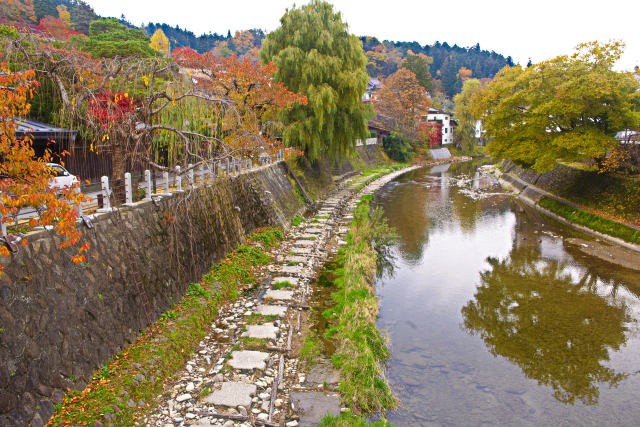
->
[372, 162, 640, 426]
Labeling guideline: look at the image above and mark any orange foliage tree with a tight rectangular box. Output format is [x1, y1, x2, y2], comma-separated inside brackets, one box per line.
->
[374, 67, 431, 140]
[171, 47, 307, 156]
[0, 60, 88, 273]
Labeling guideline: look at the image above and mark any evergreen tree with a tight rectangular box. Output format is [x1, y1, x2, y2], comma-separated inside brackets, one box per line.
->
[441, 55, 459, 97]
[401, 54, 434, 92]
[83, 18, 157, 58]
[260, 0, 371, 161]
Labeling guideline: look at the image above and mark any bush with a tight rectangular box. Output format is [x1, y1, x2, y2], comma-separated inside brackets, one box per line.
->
[383, 133, 414, 163]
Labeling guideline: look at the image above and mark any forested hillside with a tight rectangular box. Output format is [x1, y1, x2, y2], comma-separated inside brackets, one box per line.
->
[2, 0, 515, 97]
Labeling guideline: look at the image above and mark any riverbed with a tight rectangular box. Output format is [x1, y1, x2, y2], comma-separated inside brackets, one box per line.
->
[372, 161, 640, 426]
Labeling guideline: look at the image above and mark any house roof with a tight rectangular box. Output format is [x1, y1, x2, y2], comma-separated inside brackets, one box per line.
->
[12, 118, 76, 141]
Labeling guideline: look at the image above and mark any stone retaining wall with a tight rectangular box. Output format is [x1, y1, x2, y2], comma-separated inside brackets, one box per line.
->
[0, 162, 304, 427]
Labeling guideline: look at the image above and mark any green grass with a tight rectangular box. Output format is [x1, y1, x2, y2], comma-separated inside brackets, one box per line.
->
[49, 227, 283, 426]
[291, 214, 303, 226]
[241, 336, 267, 350]
[321, 196, 397, 415]
[319, 413, 394, 426]
[300, 333, 321, 366]
[538, 196, 640, 244]
[273, 280, 294, 289]
[244, 313, 279, 324]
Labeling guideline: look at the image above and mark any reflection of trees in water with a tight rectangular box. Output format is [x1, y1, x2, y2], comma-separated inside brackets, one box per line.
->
[376, 182, 431, 263]
[462, 246, 630, 405]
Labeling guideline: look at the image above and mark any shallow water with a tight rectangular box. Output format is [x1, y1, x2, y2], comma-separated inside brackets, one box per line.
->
[373, 162, 640, 426]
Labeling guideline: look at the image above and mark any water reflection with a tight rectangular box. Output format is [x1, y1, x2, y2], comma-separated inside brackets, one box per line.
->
[462, 246, 630, 405]
[374, 163, 640, 426]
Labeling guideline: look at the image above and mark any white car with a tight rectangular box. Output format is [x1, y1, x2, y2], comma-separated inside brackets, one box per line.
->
[47, 163, 79, 191]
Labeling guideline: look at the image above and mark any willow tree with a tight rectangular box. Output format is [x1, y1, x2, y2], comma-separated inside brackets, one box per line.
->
[471, 41, 640, 172]
[260, 0, 371, 161]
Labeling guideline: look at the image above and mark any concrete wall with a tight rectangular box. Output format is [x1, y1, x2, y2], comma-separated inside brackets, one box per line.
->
[0, 162, 304, 427]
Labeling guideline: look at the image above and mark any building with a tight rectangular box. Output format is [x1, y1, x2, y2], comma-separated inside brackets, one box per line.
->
[362, 78, 382, 102]
[423, 108, 455, 145]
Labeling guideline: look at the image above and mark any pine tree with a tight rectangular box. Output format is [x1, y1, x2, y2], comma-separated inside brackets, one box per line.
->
[260, 0, 371, 161]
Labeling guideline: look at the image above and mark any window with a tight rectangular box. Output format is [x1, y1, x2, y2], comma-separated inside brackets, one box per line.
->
[444, 128, 448, 134]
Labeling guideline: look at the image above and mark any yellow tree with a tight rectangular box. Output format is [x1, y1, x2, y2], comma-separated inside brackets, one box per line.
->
[149, 28, 170, 57]
[56, 4, 72, 29]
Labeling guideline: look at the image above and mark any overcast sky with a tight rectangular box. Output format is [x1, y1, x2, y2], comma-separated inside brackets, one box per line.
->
[85, 0, 640, 71]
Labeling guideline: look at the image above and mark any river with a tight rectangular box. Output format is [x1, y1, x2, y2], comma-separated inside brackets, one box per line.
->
[372, 161, 640, 426]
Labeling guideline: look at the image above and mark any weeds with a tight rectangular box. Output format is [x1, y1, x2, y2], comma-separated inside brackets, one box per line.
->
[273, 280, 294, 289]
[300, 333, 321, 366]
[291, 215, 303, 226]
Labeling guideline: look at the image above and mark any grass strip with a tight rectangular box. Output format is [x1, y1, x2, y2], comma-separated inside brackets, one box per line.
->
[323, 195, 397, 415]
[48, 227, 282, 426]
[319, 412, 393, 426]
[538, 196, 640, 244]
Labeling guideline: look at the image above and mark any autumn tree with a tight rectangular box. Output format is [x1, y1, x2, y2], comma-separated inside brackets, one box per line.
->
[374, 67, 431, 142]
[260, 0, 371, 161]
[471, 41, 640, 172]
[0, 59, 88, 273]
[55, 4, 71, 28]
[0, 0, 36, 23]
[453, 78, 482, 152]
[149, 28, 170, 56]
[401, 53, 434, 92]
[457, 66, 472, 81]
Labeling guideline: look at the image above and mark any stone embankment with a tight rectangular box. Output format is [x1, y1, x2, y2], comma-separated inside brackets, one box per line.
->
[144, 166, 419, 427]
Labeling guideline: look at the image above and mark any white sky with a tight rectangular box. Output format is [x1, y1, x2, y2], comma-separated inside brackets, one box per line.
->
[85, 0, 640, 71]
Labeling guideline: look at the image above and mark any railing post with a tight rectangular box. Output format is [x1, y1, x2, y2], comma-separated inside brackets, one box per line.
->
[163, 171, 170, 195]
[200, 163, 206, 185]
[124, 172, 133, 205]
[1, 213, 7, 237]
[188, 163, 195, 188]
[73, 187, 84, 216]
[226, 158, 230, 176]
[97, 176, 112, 212]
[175, 166, 183, 192]
[144, 170, 152, 201]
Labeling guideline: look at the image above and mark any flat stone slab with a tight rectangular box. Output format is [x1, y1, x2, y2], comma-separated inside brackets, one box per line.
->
[285, 255, 307, 263]
[256, 304, 287, 316]
[290, 247, 313, 255]
[228, 351, 269, 370]
[272, 277, 300, 286]
[264, 289, 294, 301]
[304, 228, 323, 234]
[294, 240, 316, 247]
[204, 382, 257, 407]
[246, 323, 278, 339]
[279, 265, 304, 275]
[291, 392, 341, 427]
[306, 363, 340, 385]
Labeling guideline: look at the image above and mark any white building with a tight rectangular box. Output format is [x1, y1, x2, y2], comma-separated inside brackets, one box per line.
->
[424, 108, 454, 145]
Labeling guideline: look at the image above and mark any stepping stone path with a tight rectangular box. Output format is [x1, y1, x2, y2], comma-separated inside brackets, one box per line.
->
[228, 350, 269, 370]
[144, 165, 418, 427]
[256, 304, 287, 317]
[264, 289, 294, 301]
[204, 382, 257, 407]
[245, 323, 278, 340]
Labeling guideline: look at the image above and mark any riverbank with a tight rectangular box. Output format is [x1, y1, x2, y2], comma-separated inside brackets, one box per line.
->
[499, 170, 640, 253]
[44, 164, 416, 426]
